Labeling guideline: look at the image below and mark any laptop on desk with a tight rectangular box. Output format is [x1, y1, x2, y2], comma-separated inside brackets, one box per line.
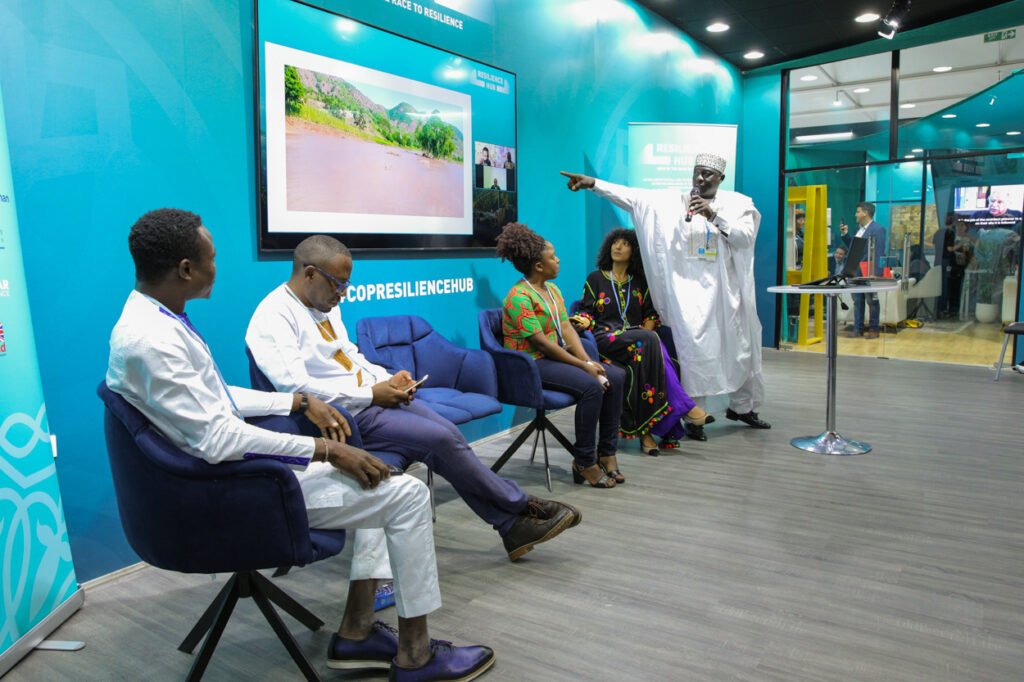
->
[796, 237, 868, 288]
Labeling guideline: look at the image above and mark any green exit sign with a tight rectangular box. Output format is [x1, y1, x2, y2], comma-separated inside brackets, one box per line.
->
[984, 29, 1016, 42]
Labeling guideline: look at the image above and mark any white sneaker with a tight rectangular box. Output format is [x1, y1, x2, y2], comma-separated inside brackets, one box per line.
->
[1012, 364, 1024, 374]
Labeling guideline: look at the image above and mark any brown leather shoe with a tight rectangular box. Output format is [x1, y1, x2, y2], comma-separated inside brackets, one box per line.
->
[525, 495, 581, 528]
[503, 503, 574, 561]
[864, 330, 880, 339]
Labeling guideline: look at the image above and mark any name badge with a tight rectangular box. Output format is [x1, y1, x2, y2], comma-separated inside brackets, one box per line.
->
[687, 219, 718, 261]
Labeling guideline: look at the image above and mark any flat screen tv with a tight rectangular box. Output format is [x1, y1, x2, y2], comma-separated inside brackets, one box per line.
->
[255, 0, 517, 251]
[953, 184, 1024, 229]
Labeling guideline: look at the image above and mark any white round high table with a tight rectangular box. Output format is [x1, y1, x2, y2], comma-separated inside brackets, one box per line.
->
[768, 282, 899, 455]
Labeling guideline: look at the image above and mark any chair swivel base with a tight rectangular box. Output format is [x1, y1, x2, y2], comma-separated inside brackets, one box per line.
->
[791, 430, 871, 455]
[490, 409, 575, 491]
[179, 570, 324, 681]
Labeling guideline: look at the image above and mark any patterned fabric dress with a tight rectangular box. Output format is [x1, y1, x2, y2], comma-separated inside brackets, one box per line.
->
[578, 271, 692, 440]
[502, 280, 569, 357]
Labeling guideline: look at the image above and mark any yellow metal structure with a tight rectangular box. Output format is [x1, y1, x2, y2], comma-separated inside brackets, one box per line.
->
[786, 185, 828, 345]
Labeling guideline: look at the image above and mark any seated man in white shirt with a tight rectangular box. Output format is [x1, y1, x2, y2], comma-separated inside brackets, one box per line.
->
[107, 209, 494, 682]
[246, 235, 581, 562]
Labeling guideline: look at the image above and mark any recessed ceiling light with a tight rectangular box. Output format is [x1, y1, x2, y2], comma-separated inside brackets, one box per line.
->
[900, 103, 916, 109]
[1007, 131, 1022, 135]
[853, 87, 870, 94]
[942, 113, 957, 118]
[932, 66, 953, 73]
[744, 50, 765, 59]
[911, 148, 924, 152]
[855, 13, 880, 22]
[800, 75, 818, 82]
[976, 123, 990, 128]
[706, 22, 729, 33]
[905, 154, 916, 159]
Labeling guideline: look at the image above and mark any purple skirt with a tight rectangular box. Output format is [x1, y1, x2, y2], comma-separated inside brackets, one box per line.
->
[651, 340, 695, 441]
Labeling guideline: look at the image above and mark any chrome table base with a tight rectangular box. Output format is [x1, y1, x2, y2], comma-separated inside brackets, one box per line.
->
[791, 430, 871, 455]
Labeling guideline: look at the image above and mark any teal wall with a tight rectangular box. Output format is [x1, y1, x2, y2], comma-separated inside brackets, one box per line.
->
[0, 0, 744, 580]
[740, 71, 782, 346]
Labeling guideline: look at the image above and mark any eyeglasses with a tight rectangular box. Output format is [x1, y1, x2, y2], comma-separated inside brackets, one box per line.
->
[304, 263, 351, 294]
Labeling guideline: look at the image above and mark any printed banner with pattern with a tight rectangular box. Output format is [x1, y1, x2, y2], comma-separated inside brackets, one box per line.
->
[0, 82, 79, 657]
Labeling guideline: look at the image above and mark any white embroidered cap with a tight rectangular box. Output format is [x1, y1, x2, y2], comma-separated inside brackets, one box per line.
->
[694, 152, 727, 174]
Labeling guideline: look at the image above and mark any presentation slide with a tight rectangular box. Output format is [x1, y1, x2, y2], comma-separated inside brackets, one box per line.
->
[257, 0, 517, 251]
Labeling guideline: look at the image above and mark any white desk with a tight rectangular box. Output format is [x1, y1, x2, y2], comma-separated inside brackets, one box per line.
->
[769, 282, 898, 455]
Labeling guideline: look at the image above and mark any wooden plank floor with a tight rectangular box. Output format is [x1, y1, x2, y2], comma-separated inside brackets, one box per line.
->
[8, 351, 1024, 681]
[786, 316, 1009, 366]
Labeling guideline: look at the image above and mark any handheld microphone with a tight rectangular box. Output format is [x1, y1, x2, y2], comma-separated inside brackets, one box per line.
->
[685, 187, 699, 222]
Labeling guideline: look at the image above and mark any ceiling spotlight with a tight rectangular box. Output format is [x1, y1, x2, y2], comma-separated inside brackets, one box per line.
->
[905, 154, 916, 159]
[878, 0, 911, 39]
[989, 95, 997, 106]
[833, 91, 843, 106]
[706, 22, 730, 33]
[744, 50, 765, 59]
[1007, 131, 1022, 135]
[941, 113, 957, 118]
[911, 148, 924, 152]
[932, 66, 952, 73]
[900, 103, 916, 109]
[800, 74, 818, 82]
[976, 123, 990, 127]
[853, 87, 871, 94]
[855, 12, 880, 22]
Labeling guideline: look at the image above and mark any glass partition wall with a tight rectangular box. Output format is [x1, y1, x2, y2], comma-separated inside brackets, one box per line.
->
[781, 27, 1024, 366]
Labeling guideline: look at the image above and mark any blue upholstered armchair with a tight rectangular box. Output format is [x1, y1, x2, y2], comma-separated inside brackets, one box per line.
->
[477, 308, 577, 490]
[355, 314, 501, 425]
[97, 382, 345, 681]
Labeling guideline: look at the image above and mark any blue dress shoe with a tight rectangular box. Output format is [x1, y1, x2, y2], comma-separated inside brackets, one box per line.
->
[327, 621, 398, 670]
[389, 641, 495, 682]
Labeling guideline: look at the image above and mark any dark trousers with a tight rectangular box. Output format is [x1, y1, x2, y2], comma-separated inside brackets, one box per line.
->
[534, 357, 625, 467]
[356, 400, 528, 536]
[947, 268, 965, 317]
[252, 401, 527, 536]
[852, 292, 880, 332]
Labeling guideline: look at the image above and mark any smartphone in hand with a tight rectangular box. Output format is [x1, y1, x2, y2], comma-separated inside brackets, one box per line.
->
[403, 374, 429, 393]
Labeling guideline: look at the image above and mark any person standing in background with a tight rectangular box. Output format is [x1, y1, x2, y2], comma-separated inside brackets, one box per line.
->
[847, 201, 887, 339]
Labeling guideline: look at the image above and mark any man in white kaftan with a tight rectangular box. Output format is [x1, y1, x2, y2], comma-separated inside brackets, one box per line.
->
[561, 153, 770, 429]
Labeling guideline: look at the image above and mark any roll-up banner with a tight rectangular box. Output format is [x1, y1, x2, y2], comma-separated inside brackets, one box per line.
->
[627, 122, 737, 192]
[0, 81, 83, 676]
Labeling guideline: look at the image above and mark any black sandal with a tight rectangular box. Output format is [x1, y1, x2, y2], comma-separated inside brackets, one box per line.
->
[572, 462, 615, 488]
[598, 458, 626, 484]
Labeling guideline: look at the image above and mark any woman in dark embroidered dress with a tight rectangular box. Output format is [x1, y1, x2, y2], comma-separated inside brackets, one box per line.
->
[575, 228, 711, 454]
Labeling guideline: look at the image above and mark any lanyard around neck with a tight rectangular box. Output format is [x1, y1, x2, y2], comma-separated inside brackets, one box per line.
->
[141, 293, 242, 419]
[607, 271, 632, 326]
[522, 279, 564, 345]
